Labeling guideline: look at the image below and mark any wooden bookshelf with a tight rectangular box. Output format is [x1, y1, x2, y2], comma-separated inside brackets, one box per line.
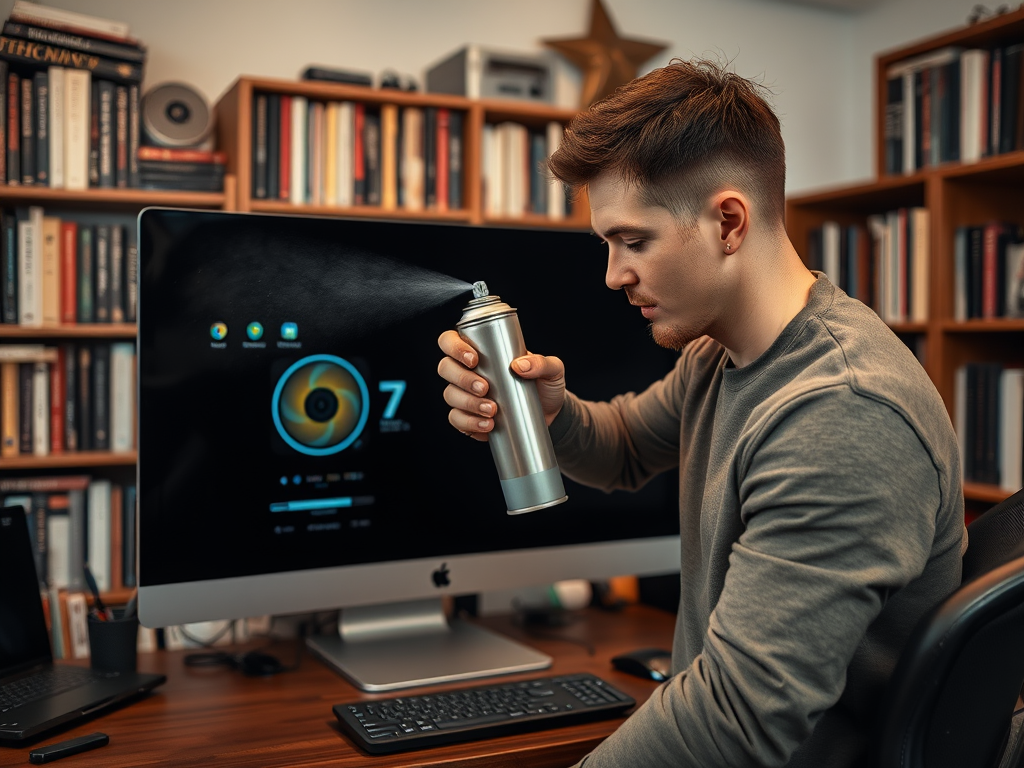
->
[214, 76, 590, 228]
[787, 10, 1024, 514]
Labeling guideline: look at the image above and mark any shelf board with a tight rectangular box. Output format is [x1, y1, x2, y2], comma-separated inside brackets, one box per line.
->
[940, 318, 1024, 333]
[787, 174, 926, 212]
[0, 451, 137, 470]
[0, 324, 136, 338]
[247, 200, 473, 222]
[963, 482, 1018, 505]
[482, 214, 590, 230]
[0, 185, 226, 210]
[238, 76, 474, 110]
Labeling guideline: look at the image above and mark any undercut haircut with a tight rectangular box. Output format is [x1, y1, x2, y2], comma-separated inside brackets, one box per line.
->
[548, 58, 787, 228]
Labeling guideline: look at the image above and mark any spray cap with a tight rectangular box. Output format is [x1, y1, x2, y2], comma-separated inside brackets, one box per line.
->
[472, 281, 489, 299]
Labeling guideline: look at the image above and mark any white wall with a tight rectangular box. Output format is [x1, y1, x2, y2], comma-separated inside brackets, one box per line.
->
[0, 0, 988, 194]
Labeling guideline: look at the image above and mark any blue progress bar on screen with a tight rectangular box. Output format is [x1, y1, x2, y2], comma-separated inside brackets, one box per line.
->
[269, 497, 373, 513]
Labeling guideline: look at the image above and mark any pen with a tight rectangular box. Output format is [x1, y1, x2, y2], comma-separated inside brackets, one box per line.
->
[83, 563, 113, 620]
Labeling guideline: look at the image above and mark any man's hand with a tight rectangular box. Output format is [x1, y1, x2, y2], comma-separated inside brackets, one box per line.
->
[437, 330, 567, 441]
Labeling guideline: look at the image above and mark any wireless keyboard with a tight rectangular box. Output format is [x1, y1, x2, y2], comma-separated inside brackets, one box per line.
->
[333, 672, 636, 754]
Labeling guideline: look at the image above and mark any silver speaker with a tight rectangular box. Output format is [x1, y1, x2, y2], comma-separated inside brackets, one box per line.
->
[141, 82, 213, 148]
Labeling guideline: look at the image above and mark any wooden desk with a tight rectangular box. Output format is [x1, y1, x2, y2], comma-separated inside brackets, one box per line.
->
[0, 605, 675, 767]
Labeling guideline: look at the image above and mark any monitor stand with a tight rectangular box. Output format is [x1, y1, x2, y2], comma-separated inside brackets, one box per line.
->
[305, 597, 552, 692]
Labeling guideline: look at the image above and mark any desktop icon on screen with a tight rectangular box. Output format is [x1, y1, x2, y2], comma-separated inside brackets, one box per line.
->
[281, 322, 298, 340]
[210, 322, 228, 341]
[246, 322, 264, 341]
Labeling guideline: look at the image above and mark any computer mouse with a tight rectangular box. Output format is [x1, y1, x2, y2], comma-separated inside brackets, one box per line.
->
[236, 651, 286, 677]
[611, 648, 673, 682]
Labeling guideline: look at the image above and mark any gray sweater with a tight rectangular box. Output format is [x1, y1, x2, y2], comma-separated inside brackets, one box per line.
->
[549, 274, 966, 768]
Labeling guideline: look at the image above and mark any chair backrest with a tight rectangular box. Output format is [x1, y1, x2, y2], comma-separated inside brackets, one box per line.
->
[874, 489, 1024, 768]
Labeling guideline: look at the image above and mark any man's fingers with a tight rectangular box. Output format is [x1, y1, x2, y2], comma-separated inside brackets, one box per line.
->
[438, 330, 478, 369]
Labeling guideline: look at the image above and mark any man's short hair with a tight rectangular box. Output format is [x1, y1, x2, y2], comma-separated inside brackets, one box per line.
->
[548, 58, 787, 228]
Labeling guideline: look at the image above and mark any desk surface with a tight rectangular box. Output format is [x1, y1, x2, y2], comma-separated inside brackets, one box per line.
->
[0, 605, 675, 768]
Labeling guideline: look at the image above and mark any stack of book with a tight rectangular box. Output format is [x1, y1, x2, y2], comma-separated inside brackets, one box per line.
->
[0, 340, 137, 458]
[136, 146, 225, 192]
[251, 94, 467, 211]
[952, 221, 1024, 321]
[0, 205, 138, 327]
[883, 40, 1024, 174]
[0, 0, 145, 189]
[955, 363, 1024, 491]
[806, 207, 931, 325]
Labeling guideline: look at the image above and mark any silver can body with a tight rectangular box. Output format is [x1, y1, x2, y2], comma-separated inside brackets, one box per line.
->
[457, 295, 567, 515]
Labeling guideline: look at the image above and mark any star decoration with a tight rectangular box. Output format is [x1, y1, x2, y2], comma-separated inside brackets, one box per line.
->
[542, 0, 669, 109]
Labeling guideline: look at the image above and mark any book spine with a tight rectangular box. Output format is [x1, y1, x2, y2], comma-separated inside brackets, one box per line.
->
[110, 341, 133, 451]
[45, 507, 68, 589]
[1, 211, 17, 323]
[63, 68, 89, 190]
[114, 84, 127, 187]
[0, 35, 143, 84]
[363, 111, 380, 206]
[380, 103, 397, 210]
[1, 360, 18, 456]
[0, 61, 6, 183]
[59, 219, 76, 323]
[66, 487, 84, 591]
[6, 71, 18, 184]
[40, 215, 59, 325]
[33, 70, 47, 184]
[252, 92, 267, 199]
[289, 95, 306, 205]
[277, 95, 290, 201]
[18, 360, 32, 453]
[435, 108, 449, 212]
[122, 484, 136, 587]
[50, 345, 63, 453]
[109, 224, 123, 322]
[424, 106, 437, 208]
[10, 0, 131, 41]
[47, 66, 63, 187]
[127, 82, 138, 188]
[336, 101, 354, 207]
[17, 207, 41, 327]
[1, 21, 146, 64]
[88, 79, 98, 186]
[31, 358, 47, 456]
[86, 478, 111, 591]
[93, 223, 109, 322]
[266, 93, 279, 200]
[61, 340, 75, 451]
[91, 342, 108, 450]
[76, 224, 93, 322]
[449, 110, 463, 210]
[352, 102, 365, 204]
[28, 493, 47, 587]
[124, 223, 136, 322]
[19, 74, 33, 184]
[96, 79, 113, 187]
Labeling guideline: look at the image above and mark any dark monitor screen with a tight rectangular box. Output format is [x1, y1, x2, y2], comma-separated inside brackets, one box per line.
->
[137, 209, 680, 608]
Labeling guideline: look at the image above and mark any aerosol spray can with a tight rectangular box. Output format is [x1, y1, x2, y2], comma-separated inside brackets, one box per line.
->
[457, 281, 568, 515]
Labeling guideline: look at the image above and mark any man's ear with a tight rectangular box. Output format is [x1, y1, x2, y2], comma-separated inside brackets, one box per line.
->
[715, 191, 749, 254]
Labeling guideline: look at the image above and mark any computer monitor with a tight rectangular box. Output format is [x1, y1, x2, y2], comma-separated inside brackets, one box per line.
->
[136, 208, 680, 691]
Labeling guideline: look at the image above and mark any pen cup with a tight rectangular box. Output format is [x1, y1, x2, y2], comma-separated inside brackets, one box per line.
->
[88, 609, 139, 673]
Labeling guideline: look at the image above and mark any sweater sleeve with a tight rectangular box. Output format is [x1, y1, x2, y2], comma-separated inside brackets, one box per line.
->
[548, 353, 688, 492]
[571, 389, 943, 768]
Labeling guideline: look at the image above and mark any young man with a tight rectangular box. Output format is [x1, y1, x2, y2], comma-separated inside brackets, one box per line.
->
[437, 59, 965, 768]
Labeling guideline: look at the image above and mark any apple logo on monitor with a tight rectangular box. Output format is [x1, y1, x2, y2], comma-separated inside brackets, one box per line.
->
[432, 563, 450, 588]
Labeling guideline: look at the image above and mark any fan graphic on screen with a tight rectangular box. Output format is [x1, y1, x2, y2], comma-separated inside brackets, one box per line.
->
[272, 355, 370, 456]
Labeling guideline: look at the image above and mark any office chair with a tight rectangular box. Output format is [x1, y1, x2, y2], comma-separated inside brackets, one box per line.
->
[873, 488, 1024, 768]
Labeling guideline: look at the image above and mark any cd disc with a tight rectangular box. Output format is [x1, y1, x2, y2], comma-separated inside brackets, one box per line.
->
[141, 82, 213, 147]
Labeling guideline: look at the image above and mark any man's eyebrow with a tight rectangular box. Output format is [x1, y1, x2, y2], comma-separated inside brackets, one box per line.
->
[593, 225, 656, 240]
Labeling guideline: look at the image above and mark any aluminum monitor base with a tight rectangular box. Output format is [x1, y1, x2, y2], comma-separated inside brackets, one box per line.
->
[305, 598, 552, 692]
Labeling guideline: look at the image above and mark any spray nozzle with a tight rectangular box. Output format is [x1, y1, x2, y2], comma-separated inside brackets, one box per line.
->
[472, 281, 489, 299]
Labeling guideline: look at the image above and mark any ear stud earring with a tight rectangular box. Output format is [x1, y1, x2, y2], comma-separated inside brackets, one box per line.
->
[725, 243, 732, 251]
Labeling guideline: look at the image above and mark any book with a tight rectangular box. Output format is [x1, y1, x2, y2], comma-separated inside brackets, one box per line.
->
[434, 108, 449, 212]
[1, 21, 146, 63]
[122, 484, 136, 588]
[88, 78, 98, 186]
[127, 83, 139, 187]
[109, 224, 123, 322]
[363, 111, 381, 206]
[65, 591, 89, 659]
[307, 99, 322, 205]
[17, 205, 43, 327]
[49, 344, 63, 453]
[380, 103, 398, 210]
[93, 223, 110, 322]
[353, 102, 365, 204]
[33, 69, 47, 184]
[1000, 368, 1024, 492]
[999, 43, 1024, 154]
[449, 110, 463, 210]
[31, 359, 47, 456]
[91, 342, 109, 450]
[960, 49, 988, 164]
[278, 94, 290, 201]
[18, 360, 32, 453]
[60, 341, 76, 451]
[335, 101, 354, 207]
[11, 1, 132, 42]
[45, 499, 68, 588]
[424, 106, 437, 208]
[124, 224, 136, 322]
[266, 93, 280, 200]
[400, 106, 424, 211]
[86, 477, 112, 592]
[108, 483, 122, 591]
[59, 219, 76, 323]
[19, 73, 32, 184]
[323, 101, 338, 206]
[96, 79, 114, 187]
[2, 210, 17, 323]
[289, 94, 307, 205]
[114, 84, 127, 187]
[63, 68, 89, 190]
[76, 224, 93, 322]
[0, 61, 6, 183]
[6, 70, 19, 185]
[47, 66, 63, 187]
[1, 360, 18, 456]
[76, 344, 90, 450]
[252, 92, 267, 199]
[0, 34, 142, 84]
[40, 215, 59, 326]
[109, 341, 133, 451]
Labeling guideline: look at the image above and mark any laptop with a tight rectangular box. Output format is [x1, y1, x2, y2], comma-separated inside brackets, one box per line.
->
[0, 505, 166, 742]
